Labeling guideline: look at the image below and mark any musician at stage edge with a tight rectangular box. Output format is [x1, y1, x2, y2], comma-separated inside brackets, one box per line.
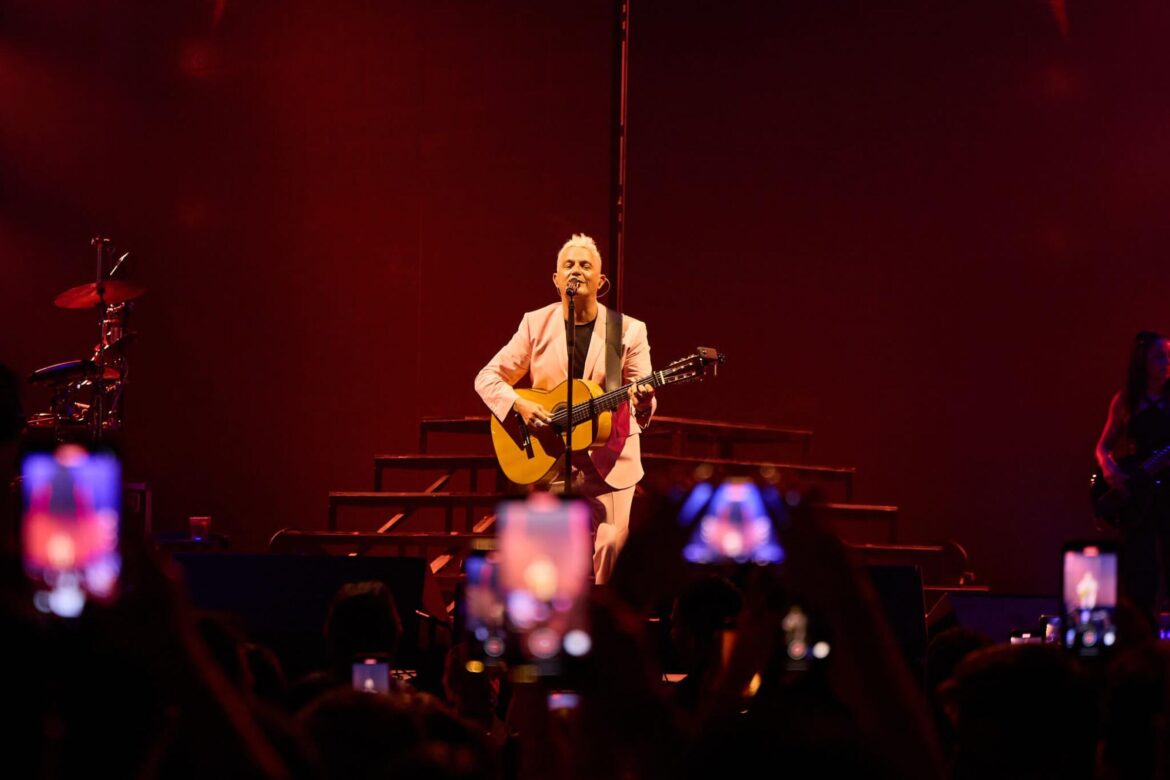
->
[1095, 330, 1170, 623]
[474, 234, 655, 584]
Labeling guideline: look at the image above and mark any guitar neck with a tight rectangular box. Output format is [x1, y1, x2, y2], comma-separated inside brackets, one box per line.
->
[554, 371, 666, 428]
[1141, 444, 1170, 474]
[596, 372, 664, 410]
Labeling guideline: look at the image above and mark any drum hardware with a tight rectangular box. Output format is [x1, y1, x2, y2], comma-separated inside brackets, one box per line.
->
[27, 237, 144, 442]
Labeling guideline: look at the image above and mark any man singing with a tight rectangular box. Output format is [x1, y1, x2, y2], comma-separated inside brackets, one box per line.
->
[475, 234, 655, 583]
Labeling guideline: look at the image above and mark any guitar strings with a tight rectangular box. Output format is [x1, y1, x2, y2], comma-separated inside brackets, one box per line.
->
[547, 363, 699, 429]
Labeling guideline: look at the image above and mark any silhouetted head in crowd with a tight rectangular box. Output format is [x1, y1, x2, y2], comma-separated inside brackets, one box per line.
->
[925, 626, 992, 754]
[300, 688, 494, 780]
[325, 580, 403, 670]
[287, 580, 406, 713]
[942, 644, 1097, 780]
[926, 626, 992, 698]
[1101, 640, 1170, 779]
[671, 574, 742, 671]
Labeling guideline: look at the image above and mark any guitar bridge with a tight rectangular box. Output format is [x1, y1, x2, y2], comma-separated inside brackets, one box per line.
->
[514, 411, 535, 459]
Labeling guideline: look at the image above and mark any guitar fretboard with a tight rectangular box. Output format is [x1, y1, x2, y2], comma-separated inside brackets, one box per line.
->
[549, 370, 670, 430]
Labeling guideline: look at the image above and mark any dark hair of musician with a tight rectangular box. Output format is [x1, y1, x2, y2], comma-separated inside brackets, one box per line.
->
[1123, 330, 1169, 420]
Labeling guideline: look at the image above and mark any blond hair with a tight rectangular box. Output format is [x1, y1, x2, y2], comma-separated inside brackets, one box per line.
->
[556, 233, 602, 267]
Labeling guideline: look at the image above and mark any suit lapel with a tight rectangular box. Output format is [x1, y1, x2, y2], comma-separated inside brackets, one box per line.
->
[549, 305, 569, 382]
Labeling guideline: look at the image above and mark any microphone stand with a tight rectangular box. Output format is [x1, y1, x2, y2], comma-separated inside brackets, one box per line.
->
[563, 287, 576, 496]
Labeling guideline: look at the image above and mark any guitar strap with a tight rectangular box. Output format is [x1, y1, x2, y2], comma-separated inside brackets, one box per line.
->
[605, 306, 623, 392]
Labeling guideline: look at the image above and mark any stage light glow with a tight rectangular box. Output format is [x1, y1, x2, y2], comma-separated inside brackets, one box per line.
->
[563, 629, 591, 656]
[527, 627, 560, 659]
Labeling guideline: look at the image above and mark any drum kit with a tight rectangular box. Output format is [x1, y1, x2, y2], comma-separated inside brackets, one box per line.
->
[27, 237, 143, 442]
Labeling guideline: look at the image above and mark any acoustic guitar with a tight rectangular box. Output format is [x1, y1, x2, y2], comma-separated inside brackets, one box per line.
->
[490, 347, 725, 485]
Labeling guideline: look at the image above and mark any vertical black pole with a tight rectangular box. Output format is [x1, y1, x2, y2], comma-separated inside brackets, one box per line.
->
[564, 294, 574, 495]
[608, 0, 630, 312]
[91, 238, 107, 442]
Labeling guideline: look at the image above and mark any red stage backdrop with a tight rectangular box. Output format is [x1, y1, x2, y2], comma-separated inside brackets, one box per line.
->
[1, 0, 615, 551]
[624, 0, 1170, 594]
[4, 1, 1170, 594]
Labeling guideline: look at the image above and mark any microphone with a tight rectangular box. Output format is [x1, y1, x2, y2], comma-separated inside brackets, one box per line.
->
[565, 279, 581, 296]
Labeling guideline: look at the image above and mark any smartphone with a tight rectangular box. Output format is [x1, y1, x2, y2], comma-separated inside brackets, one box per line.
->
[21, 442, 122, 618]
[1061, 541, 1118, 657]
[679, 477, 785, 565]
[462, 547, 507, 663]
[496, 493, 593, 676]
[352, 655, 391, 694]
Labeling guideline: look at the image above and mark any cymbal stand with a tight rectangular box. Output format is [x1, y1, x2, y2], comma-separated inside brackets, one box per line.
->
[89, 237, 112, 442]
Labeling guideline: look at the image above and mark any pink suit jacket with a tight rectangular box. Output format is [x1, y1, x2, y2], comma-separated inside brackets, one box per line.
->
[475, 302, 656, 491]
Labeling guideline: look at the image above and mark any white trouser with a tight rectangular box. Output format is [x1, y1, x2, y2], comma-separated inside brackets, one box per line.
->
[590, 484, 635, 585]
[549, 467, 636, 585]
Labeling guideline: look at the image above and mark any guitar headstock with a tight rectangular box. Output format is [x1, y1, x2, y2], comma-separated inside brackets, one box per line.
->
[660, 347, 726, 387]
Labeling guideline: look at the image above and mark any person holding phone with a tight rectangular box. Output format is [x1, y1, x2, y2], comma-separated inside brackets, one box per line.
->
[475, 234, 656, 584]
[1095, 330, 1170, 622]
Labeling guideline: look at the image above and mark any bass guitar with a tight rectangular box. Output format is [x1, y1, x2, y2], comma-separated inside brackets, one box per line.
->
[1089, 443, 1170, 529]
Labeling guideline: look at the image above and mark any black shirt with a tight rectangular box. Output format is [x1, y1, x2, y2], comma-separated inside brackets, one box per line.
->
[571, 319, 595, 379]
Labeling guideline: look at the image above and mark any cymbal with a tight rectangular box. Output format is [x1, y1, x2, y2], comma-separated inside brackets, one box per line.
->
[54, 280, 146, 309]
[29, 359, 120, 384]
